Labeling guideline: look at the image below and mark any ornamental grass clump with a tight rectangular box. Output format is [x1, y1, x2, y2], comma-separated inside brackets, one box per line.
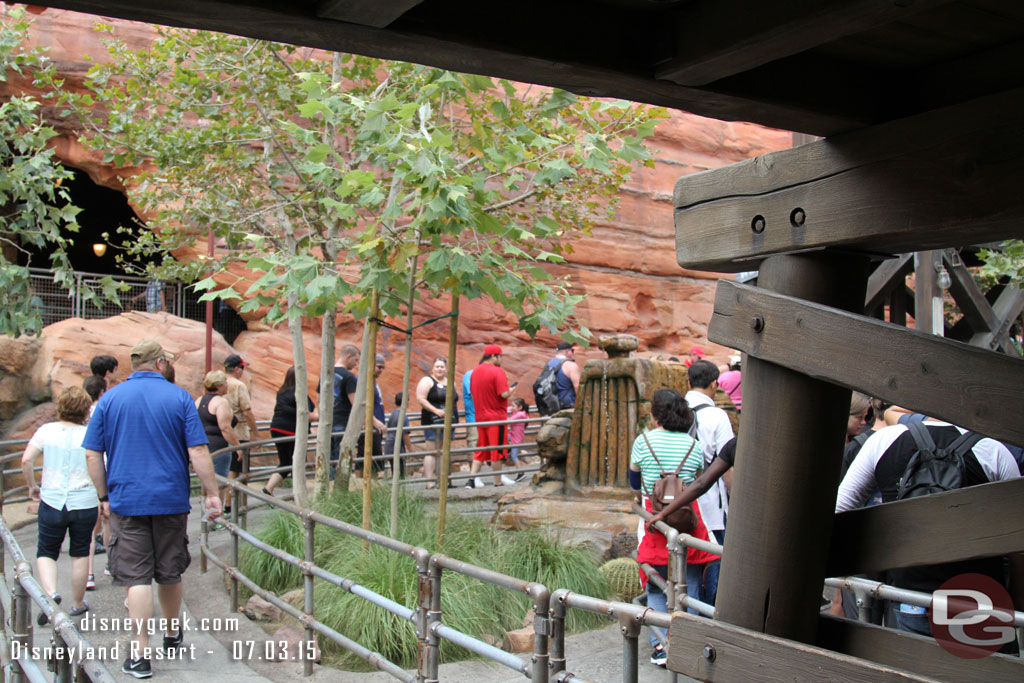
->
[240, 488, 612, 669]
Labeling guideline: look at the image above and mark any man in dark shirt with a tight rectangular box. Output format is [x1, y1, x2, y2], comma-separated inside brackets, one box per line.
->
[319, 343, 359, 476]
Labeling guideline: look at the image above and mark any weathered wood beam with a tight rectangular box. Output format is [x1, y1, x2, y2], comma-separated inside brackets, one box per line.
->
[707, 280, 1024, 444]
[714, 254, 868, 643]
[674, 88, 1024, 272]
[26, 0, 859, 136]
[864, 254, 913, 314]
[970, 285, 1024, 354]
[816, 614, 1024, 682]
[667, 610, 938, 682]
[828, 477, 1024, 576]
[943, 249, 1001, 337]
[656, 0, 951, 86]
[316, 0, 425, 29]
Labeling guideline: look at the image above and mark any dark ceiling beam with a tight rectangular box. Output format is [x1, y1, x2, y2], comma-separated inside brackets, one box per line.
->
[656, 0, 954, 86]
[316, 0, 426, 29]
[27, 0, 862, 135]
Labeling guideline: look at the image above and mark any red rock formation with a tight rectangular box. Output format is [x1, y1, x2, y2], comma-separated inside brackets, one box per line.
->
[1, 9, 792, 432]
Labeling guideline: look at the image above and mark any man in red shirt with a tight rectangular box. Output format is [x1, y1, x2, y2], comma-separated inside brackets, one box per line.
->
[468, 344, 515, 487]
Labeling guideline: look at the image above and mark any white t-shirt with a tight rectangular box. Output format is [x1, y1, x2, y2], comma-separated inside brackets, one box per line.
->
[685, 390, 735, 531]
[29, 422, 97, 511]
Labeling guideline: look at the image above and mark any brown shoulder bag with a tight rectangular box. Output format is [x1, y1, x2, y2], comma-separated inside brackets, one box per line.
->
[641, 433, 697, 533]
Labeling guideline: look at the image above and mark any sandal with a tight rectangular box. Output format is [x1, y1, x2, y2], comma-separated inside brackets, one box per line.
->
[425, 482, 437, 490]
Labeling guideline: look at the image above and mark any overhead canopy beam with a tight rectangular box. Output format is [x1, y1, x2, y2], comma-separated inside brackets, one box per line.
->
[707, 280, 1024, 444]
[24, 0, 879, 137]
[864, 254, 913, 314]
[828, 477, 1024, 576]
[674, 88, 1024, 272]
[656, 0, 951, 86]
[316, 0, 425, 29]
[970, 285, 1024, 353]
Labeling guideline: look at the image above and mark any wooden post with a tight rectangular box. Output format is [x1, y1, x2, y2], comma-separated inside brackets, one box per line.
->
[914, 251, 942, 336]
[713, 252, 868, 643]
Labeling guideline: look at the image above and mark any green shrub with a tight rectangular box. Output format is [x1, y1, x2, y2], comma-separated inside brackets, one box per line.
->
[241, 487, 612, 669]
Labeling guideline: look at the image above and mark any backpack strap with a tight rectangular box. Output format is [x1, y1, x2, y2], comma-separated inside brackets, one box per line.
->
[947, 430, 984, 459]
[906, 420, 937, 455]
[852, 430, 872, 448]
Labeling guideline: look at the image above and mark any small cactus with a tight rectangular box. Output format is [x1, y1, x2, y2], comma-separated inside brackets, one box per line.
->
[600, 557, 642, 602]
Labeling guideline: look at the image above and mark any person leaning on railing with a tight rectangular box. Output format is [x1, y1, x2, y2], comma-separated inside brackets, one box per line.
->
[20, 386, 98, 623]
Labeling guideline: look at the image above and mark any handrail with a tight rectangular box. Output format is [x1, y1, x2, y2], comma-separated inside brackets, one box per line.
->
[0, 515, 118, 682]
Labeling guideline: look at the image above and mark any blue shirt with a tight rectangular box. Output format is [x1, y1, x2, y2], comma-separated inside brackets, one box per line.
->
[462, 370, 475, 423]
[83, 371, 208, 516]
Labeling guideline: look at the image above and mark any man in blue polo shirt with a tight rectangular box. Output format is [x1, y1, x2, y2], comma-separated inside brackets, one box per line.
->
[84, 339, 221, 679]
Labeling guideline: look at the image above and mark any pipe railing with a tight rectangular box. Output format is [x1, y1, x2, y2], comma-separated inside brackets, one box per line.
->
[202, 476, 550, 682]
[0, 515, 117, 683]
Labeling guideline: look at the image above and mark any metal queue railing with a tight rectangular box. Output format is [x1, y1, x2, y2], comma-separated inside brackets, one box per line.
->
[0, 515, 117, 683]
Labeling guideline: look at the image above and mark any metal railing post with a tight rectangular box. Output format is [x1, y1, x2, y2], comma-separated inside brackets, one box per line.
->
[200, 516, 208, 573]
[425, 557, 442, 683]
[414, 548, 432, 683]
[11, 580, 30, 683]
[528, 583, 550, 683]
[54, 634, 73, 681]
[230, 524, 240, 613]
[303, 516, 315, 676]
[240, 447, 249, 532]
[620, 611, 641, 683]
[549, 590, 567, 675]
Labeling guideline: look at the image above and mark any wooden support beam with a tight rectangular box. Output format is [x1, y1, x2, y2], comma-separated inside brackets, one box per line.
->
[667, 611, 938, 682]
[656, 0, 951, 86]
[674, 88, 1024, 271]
[970, 285, 1024, 355]
[914, 251, 942, 336]
[828, 477, 1024, 576]
[864, 254, 913, 314]
[816, 614, 1024, 682]
[708, 280, 1024, 445]
[25, 0, 861, 137]
[944, 249, 999, 335]
[714, 253, 868, 643]
[316, 0, 425, 29]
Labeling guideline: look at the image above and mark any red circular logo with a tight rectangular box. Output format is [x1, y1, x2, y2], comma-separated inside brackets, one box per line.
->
[930, 573, 1015, 658]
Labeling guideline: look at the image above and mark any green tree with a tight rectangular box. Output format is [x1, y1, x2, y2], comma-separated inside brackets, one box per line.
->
[0, 6, 120, 337]
[50, 24, 664, 518]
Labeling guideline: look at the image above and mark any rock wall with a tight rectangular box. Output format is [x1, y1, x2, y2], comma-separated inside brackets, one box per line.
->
[1, 7, 792, 433]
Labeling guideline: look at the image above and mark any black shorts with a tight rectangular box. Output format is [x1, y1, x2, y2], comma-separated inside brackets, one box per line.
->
[230, 441, 248, 474]
[354, 432, 385, 474]
[108, 512, 190, 586]
[37, 501, 98, 560]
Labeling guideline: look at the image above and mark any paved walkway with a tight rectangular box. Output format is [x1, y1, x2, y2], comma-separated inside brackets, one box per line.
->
[4, 490, 687, 683]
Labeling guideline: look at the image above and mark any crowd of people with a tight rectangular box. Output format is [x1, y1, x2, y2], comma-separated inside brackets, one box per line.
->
[31, 334, 1016, 674]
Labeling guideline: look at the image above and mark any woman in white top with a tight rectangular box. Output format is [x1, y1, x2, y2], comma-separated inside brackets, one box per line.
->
[21, 387, 98, 623]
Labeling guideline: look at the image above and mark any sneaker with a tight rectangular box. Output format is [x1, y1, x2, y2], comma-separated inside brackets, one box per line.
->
[210, 521, 226, 532]
[37, 593, 61, 626]
[464, 479, 475, 488]
[122, 656, 152, 679]
[93, 534, 106, 555]
[103, 566, 112, 577]
[162, 629, 183, 652]
[651, 645, 667, 668]
[69, 602, 89, 617]
[261, 487, 272, 496]
[513, 471, 528, 483]
[86, 574, 96, 591]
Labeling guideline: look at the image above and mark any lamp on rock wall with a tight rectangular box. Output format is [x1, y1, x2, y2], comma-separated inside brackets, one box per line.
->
[92, 242, 107, 258]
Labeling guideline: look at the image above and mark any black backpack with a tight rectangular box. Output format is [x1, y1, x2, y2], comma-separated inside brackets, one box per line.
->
[533, 359, 567, 416]
[896, 422, 983, 500]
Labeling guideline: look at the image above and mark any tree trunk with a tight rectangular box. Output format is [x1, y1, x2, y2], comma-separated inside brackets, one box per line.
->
[313, 306, 337, 499]
[390, 255, 419, 538]
[435, 293, 460, 551]
[362, 289, 381, 536]
[333, 323, 372, 497]
[286, 294, 311, 508]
